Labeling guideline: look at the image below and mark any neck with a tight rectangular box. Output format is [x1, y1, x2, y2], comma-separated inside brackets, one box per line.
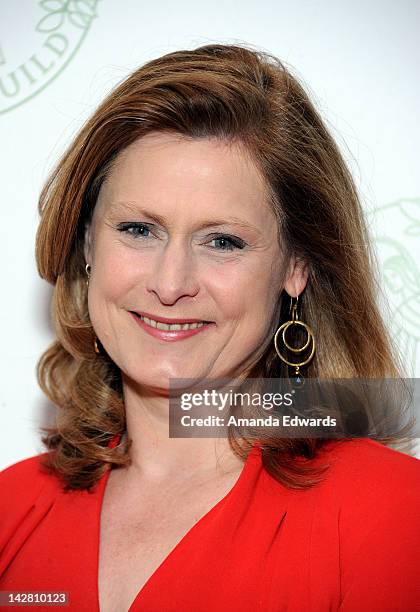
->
[120, 373, 244, 482]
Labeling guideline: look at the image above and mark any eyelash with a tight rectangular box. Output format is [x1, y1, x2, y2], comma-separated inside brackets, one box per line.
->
[116, 223, 246, 251]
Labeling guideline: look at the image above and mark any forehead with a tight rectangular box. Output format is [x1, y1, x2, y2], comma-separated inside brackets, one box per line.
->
[95, 132, 274, 224]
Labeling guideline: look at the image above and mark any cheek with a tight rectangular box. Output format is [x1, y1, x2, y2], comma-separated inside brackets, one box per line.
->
[88, 241, 147, 332]
[207, 260, 279, 324]
[93, 259, 130, 302]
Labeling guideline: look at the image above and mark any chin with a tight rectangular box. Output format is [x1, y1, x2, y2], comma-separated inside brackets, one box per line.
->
[124, 363, 205, 390]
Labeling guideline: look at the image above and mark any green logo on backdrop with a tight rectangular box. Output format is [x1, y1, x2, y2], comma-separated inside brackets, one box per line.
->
[0, 0, 100, 114]
[371, 197, 420, 374]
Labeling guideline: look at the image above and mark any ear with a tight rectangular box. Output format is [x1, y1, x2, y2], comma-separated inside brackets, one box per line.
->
[283, 255, 309, 297]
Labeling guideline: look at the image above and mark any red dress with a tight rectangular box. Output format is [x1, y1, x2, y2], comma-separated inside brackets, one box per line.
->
[0, 437, 419, 611]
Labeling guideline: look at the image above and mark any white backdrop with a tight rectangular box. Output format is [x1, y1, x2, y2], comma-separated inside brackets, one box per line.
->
[1, 0, 419, 469]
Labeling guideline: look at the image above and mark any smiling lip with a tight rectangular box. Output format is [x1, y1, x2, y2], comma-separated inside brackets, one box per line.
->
[132, 310, 212, 324]
[130, 312, 214, 342]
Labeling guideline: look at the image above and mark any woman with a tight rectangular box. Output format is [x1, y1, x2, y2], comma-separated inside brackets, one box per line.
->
[0, 44, 418, 611]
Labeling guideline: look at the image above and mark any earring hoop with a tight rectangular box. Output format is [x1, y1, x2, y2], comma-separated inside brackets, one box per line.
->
[85, 264, 91, 288]
[274, 295, 316, 383]
[94, 336, 100, 354]
[281, 299, 311, 353]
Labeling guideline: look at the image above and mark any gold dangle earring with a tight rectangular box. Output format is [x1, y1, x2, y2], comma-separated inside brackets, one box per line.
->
[274, 294, 315, 386]
[85, 263, 100, 355]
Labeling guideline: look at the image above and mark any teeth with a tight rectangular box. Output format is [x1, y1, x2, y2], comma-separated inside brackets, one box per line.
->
[156, 322, 170, 330]
[140, 315, 206, 331]
[143, 316, 157, 328]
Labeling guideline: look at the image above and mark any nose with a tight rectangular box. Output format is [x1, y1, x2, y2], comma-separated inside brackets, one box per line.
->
[146, 236, 200, 305]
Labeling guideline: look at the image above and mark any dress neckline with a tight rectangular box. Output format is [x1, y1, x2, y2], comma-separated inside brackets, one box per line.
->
[95, 436, 261, 610]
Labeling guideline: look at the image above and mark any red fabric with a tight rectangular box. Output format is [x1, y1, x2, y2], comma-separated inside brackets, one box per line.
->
[0, 437, 419, 611]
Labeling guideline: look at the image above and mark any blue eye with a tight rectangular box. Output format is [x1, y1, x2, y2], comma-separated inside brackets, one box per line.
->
[116, 223, 246, 252]
[208, 235, 246, 251]
[117, 223, 152, 238]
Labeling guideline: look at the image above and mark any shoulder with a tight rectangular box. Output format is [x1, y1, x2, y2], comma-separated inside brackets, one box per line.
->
[321, 435, 420, 473]
[317, 439, 419, 561]
[0, 453, 64, 560]
[313, 437, 419, 522]
[315, 440, 420, 608]
[318, 437, 419, 500]
[289, 439, 419, 549]
[0, 452, 55, 492]
[0, 452, 61, 528]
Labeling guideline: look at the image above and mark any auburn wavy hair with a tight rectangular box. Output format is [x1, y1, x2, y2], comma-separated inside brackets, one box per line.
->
[36, 43, 409, 492]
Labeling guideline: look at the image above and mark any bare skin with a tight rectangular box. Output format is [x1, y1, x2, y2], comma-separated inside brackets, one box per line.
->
[84, 132, 308, 611]
[98, 445, 245, 611]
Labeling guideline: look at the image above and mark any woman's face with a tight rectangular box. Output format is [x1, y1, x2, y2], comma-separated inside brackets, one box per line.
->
[85, 132, 306, 393]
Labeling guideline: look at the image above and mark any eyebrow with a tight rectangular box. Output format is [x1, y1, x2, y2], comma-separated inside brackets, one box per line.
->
[107, 200, 262, 234]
